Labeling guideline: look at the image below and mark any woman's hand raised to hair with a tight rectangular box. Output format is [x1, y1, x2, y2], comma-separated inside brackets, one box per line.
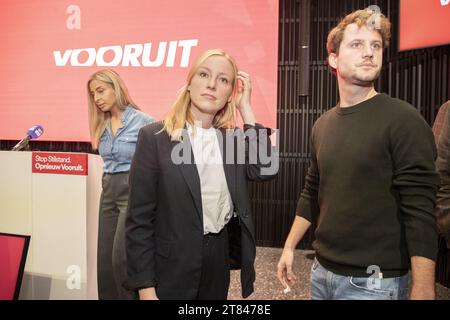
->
[236, 71, 256, 125]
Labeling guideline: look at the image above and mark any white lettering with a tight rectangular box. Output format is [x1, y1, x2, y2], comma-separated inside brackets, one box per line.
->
[71, 48, 96, 66]
[35, 163, 61, 170]
[142, 42, 167, 67]
[53, 50, 72, 66]
[165, 41, 178, 67]
[35, 155, 48, 163]
[96, 45, 123, 66]
[178, 304, 212, 317]
[122, 44, 144, 67]
[61, 164, 83, 171]
[178, 39, 199, 67]
[48, 156, 71, 163]
[53, 40, 198, 67]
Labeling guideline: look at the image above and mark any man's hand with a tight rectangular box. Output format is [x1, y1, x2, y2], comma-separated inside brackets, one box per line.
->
[277, 248, 297, 291]
[139, 287, 159, 300]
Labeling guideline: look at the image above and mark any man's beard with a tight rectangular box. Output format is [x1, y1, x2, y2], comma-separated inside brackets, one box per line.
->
[352, 67, 381, 87]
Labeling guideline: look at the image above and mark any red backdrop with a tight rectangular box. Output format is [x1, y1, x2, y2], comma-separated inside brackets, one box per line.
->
[399, 0, 450, 51]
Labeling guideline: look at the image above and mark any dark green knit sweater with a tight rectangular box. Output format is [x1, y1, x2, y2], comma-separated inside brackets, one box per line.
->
[297, 93, 439, 277]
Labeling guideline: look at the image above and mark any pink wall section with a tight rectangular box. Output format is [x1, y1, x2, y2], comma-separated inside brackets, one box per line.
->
[0, 0, 279, 141]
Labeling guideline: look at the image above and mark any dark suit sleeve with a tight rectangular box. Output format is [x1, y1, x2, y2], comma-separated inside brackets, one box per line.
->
[243, 123, 278, 181]
[433, 102, 450, 247]
[123, 126, 159, 291]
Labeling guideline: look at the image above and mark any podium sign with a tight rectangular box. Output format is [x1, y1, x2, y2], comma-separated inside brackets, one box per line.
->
[32, 152, 88, 176]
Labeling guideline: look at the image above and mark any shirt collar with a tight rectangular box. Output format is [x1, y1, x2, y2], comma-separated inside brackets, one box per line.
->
[120, 105, 134, 124]
[186, 122, 216, 139]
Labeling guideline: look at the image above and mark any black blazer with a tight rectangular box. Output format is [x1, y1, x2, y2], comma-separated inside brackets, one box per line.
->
[124, 121, 277, 299]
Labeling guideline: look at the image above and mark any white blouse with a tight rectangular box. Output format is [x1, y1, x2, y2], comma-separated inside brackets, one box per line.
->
[187, 124, 234, 234]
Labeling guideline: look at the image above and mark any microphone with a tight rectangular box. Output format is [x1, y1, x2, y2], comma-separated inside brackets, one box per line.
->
[12, 125, 44, 151]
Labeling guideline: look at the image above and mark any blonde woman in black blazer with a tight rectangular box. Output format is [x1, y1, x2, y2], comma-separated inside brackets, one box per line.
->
[124, 49, 278, 300]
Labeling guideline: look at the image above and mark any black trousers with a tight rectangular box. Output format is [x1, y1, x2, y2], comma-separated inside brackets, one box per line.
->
[196, 227, 231, 300]
[97, 172, 133, 300]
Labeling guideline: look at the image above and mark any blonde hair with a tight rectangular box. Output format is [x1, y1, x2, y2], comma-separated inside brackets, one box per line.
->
[162, 49, 238, 141]
[327, 9, 391, 74]
[87, 69, 140, 150]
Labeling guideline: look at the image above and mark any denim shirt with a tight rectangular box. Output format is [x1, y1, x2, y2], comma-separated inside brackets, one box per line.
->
[99, 105, 154, 173]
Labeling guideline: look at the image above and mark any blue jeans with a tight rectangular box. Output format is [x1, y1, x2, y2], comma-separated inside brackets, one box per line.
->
[310, 258, 409, 300]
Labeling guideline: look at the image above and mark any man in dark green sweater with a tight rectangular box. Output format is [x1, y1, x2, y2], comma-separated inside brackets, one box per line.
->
[277, 8, 439, 300]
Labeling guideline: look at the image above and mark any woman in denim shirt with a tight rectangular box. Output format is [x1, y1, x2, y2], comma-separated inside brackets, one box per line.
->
[87, 69, 153, 299]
